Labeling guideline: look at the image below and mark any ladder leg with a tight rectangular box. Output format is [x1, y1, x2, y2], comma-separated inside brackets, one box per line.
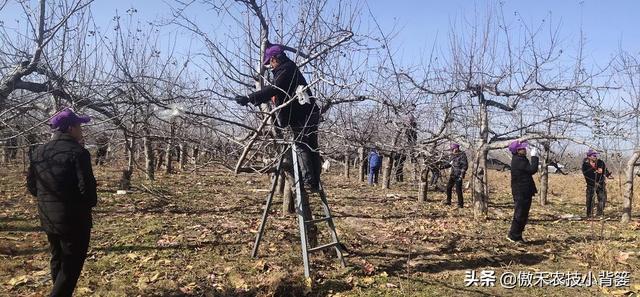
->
[292, 144, 311, 278]
[317, 182, 346, 267]
[251, 156, 284, 258]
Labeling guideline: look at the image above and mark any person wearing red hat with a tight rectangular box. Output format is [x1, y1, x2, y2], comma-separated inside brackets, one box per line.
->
[26, 108, 97, 297]
[443, 143, 468, 207]
[506, 140, 539, 243]
[235, 44, 321, 192]
[581, 149, 612, 217]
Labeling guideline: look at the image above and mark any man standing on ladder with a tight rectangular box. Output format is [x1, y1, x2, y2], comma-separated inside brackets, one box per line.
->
[581, 149, 613, 218]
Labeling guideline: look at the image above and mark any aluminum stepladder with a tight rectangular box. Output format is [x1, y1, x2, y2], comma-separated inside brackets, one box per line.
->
[251, 141, 346, 278]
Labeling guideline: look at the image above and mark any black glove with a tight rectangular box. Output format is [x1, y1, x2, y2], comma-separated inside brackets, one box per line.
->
[234, 95, 250, 106]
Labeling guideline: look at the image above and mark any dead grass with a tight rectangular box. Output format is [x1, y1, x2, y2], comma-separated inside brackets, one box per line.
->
[1, 164, 639, 296]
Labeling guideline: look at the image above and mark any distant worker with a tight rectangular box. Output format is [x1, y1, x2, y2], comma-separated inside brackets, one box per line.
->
[95, 133, 109, 166]
[368, 148, 382, 185]
[442, 143, 468, 207]
[507, 140, 539, 244]
[581, 149, 612, 218]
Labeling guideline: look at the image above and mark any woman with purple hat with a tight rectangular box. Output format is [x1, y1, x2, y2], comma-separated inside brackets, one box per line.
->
[506, 140, 539, 243]
[234, 44, 322, 192]
[443, 143, 468, 207]
[581, 149, 612, 217]
[27, 108, 97, 296]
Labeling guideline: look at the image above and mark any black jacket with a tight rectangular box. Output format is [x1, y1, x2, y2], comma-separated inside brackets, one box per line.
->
[247, 59, 319, 127]
[27, 133, 97, 235]
[510, 154, 539, 197]
[444, 151, 468, 178]
[581, 158, 611, 187]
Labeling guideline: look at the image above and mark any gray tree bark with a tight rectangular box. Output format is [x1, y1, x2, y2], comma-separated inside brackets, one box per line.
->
[621, 150, 640, 223]
[143, 128, 154, 181]
[418, 170, 428, 202]
[539, 141, 550, 205]
[382, 153, 393, 189]
[344, 151, 350, 178]
[358, 146, 366, 182]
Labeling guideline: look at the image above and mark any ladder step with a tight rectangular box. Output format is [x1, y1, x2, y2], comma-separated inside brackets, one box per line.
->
[304, 216, 332, 225]
[308, 242, 339, 253]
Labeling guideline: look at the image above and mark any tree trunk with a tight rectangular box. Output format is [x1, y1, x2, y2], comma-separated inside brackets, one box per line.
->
[156, 149, 164, 171]
[621, 150, 640, 223]
[179, 142, 187, 171]
[192, 145, 199, 165]
[412, 156, 419, 182]
[382, 153, 393, 189]
[472, 148, 489, 219]
[418, 170, 428, 202]
[282, 172, 295, 214]
[119, 132, 134, 191]
[276, 171, 285, 196]
[539, 141, 550, 205]
[473, 94, 490, 220]
[358, 146, 366, 182]
[165, 123, 175, 174]
[126, 136, 135, 173]
[143, 131, 154, 181]
[344, 151, 350, 178]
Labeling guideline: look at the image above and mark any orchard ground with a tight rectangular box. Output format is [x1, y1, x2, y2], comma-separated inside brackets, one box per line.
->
[1, 164, 639, 297]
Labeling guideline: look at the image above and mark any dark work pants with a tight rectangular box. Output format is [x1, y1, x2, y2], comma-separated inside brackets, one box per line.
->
[429, 168, 440, 186]
[508, 194, 533, 240]
[586, 184, 606, 217]
[369, 166, 380, 184]
[445, 176, 464, 207]
[46, 230, 90, 297]
[290, 112, 321, 189]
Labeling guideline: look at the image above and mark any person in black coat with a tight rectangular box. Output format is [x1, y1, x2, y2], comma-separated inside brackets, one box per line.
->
[507, 140, 539, 243]
[27, 108, 97, 297]
[235, 44, 322, 192]
[443, 143, 468, 207]
[581, 149, 612, 217]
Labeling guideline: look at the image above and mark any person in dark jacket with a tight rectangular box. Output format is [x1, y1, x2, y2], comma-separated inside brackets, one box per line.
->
[235, 44, 322, 192]
[95, 133, 109, 166]
[27, 108, 97, 297]
[368, 149, 382, 185]
[443, 143, 468, 207]
[506, 140, 539, 243]
[581, 149, 612, 217]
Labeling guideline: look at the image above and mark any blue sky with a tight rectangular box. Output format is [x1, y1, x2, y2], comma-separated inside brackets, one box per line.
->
[2, 0, 638, 65]
[1, 0, 638, 150]
[367, 0, 639, 67]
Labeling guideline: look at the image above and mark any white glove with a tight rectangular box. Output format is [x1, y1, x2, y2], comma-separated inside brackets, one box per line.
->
[296, 85, 310, 105]
[530, 147, 539, 157]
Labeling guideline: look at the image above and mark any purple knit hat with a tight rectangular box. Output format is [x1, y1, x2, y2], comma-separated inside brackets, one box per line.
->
[450, 143, 460, 150]
[508, 140, 528, 154]
[586, 149, 598, 157]
[263, 44, 284, 65]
